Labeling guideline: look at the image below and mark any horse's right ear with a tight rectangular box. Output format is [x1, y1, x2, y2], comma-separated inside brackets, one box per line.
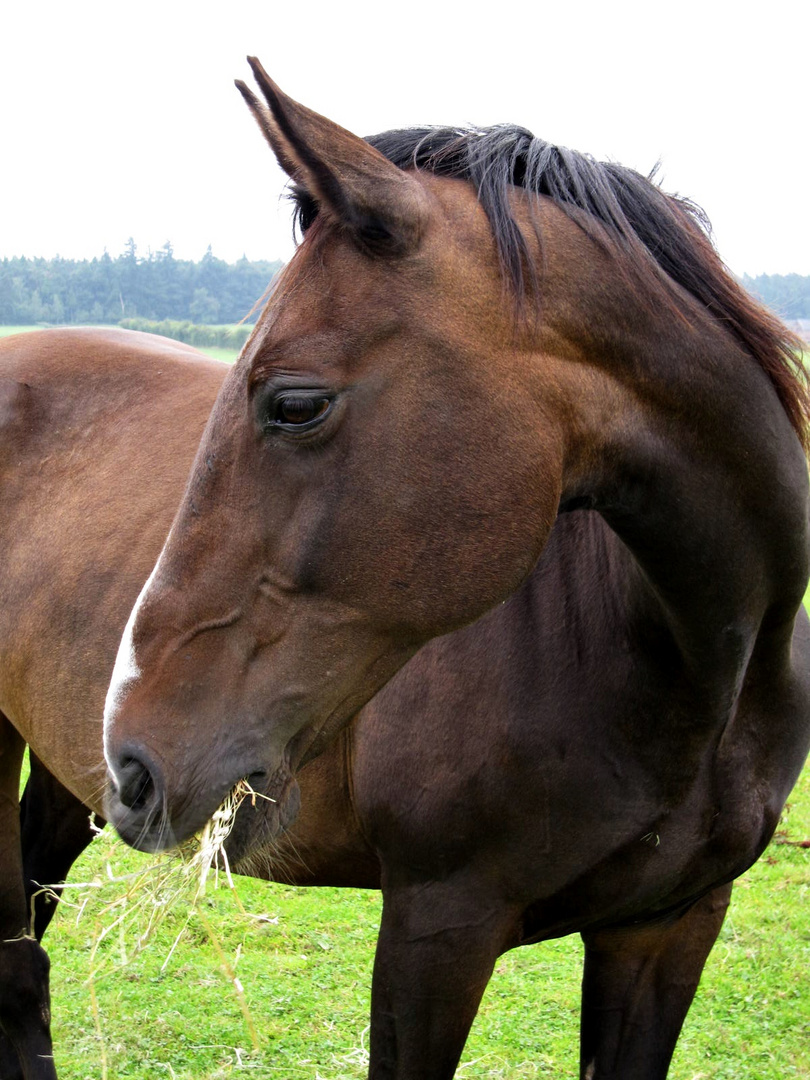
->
[235, 58, 429, 257]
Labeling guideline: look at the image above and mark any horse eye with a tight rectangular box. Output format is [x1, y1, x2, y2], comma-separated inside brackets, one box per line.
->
[272, 395, 332, 428]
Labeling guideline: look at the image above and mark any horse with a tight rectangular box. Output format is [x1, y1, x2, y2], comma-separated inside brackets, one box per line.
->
[3, 54, 810, 1077]
[0, 338, 778, 1080]
[0, 328, 388, 1079]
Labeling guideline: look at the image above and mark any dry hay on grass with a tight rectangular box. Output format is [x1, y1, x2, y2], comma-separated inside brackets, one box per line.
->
[38, 779, 276, 1070]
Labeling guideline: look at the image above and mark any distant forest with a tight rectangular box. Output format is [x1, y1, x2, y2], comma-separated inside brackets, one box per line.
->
[0, 244, 808, 326]
[0, 242, 283, 325]
[742, 274, 810, 322]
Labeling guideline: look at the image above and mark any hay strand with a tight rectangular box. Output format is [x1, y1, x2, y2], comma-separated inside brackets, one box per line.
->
[40, 777, 274, 1053]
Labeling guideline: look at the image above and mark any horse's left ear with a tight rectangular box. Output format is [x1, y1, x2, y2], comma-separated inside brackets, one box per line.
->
[236, 58, 429, 257]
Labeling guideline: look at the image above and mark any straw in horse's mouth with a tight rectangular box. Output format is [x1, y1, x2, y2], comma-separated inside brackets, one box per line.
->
[39, 776, 278, 976]
[187, 777, 276, 894]
[35, 777, 275, 1058]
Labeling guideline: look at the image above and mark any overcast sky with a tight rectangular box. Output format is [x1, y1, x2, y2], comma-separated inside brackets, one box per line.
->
[2, 0, 807, 276]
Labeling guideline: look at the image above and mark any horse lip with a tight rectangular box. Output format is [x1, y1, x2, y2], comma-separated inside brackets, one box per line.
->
[106, 762, 298, 858]
[104, 789, 179, 854]
[224, 772, 301, 865]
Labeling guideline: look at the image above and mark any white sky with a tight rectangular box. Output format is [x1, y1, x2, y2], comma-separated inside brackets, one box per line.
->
[2, 0, 808, 276]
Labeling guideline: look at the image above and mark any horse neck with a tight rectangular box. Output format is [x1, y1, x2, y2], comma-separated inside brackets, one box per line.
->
[532, 257, 810, 691]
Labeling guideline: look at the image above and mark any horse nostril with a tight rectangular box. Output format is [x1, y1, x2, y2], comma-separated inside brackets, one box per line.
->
[117, 754, 156, 812]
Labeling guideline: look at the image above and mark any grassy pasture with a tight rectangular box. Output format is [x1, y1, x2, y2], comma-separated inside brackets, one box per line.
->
[196, 344, 242, 363]
[0, 325, 42, 337]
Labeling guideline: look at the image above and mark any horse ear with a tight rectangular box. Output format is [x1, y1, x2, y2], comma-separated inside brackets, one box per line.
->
[235, 58, 428, 256]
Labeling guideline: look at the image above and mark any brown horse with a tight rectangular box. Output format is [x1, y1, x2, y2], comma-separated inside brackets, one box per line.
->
[0, 336, 778, 1080]
[3, 55, 810, 1078]
[0, 328, 382, 1079]
[0, 329, 223, 1079]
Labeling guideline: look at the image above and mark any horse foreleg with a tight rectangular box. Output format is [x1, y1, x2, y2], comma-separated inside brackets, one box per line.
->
[0, 720, 57, 1080]
[2, 756, 97, 1077]
[20, 753, 102, 941]
[579, 883, 733, 1080]
[368, 881, 516, 1080]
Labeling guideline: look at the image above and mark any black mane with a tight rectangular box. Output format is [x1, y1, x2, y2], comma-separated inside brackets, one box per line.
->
[291, 123, 809, 448]
[366, 125, 705, 298]
[294, 124, 711, 299]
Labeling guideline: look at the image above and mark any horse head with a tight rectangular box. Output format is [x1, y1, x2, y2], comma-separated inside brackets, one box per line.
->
[103, 58, 809, 861]
[103, 60, 566, 855]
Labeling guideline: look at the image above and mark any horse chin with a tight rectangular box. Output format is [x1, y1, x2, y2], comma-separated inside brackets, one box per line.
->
[223, 774, 301, 866]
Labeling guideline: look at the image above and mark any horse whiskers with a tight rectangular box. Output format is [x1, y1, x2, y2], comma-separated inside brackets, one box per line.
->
[272, 829, 314, 882]
[130, 796, 173, 857]
[235, 827, 313, 886]
[85, 776, 109, 812]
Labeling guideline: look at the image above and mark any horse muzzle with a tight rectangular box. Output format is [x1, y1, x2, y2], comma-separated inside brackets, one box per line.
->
[104, 744, 300, 857]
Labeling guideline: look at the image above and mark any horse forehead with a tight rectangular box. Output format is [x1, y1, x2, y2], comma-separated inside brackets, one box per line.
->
[306, 168, 495, 277]
[242, 260, 406, 381]
[254, 234, 402, 344]
[245, 268, 402, 379]
[244, 174, 504, 381]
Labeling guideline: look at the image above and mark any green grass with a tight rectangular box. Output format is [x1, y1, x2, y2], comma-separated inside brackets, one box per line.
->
[0, 325, 43, 337]
[197, 345, 241, 363]
[23, 756, 806, 1080]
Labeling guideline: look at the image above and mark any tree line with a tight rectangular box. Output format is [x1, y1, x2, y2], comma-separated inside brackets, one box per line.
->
[1, 245, 808, 327]
[0, 241, 283, 326]
[742, 274, 810, 321]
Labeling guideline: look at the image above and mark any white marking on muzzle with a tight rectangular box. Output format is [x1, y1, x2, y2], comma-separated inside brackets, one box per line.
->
[103, 531, 172, 763]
